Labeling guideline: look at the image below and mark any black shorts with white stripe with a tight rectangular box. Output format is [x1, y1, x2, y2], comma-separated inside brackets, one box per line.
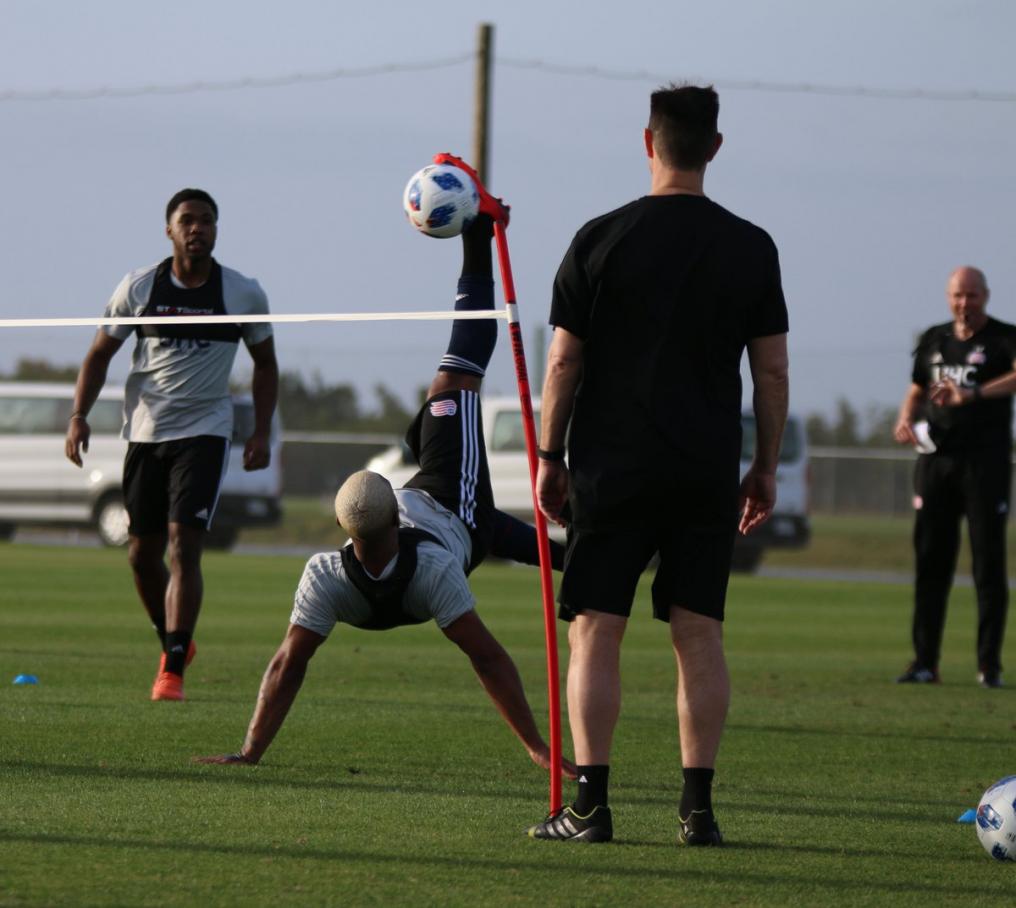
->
[123, 435, 230, 536]
[402, 389, 494, 573]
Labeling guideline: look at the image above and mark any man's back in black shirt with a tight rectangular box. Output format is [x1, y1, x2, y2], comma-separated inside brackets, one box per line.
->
[550, 194, 788, 524]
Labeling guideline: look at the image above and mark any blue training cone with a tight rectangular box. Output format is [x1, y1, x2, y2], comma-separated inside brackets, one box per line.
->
[956, 808, 977, 824]
[13, 674, 38, 685]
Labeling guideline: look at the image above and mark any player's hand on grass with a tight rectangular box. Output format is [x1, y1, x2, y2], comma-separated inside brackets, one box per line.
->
[537, 460, 570, 527]
[527, 742, 578, 780]
[192, 752, 258, 765]
[738, 468, 776, 535]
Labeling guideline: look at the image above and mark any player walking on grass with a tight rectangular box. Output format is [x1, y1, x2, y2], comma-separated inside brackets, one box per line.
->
[528, 84, 789, 845]
[65, 189, 279, 702]
[196, 207, 576, 779]
[894, 266, 1015, 689]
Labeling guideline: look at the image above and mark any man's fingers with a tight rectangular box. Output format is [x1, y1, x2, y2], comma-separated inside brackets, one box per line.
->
[191, 753, 252, 765]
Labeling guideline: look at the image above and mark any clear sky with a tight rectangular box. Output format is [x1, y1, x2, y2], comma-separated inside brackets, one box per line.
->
[1, 0, 1014, 424]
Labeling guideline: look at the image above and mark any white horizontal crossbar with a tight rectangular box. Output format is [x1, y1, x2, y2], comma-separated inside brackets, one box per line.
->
[0, 310, 509, 329]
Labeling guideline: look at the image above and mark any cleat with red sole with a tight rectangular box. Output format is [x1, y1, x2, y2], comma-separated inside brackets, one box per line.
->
[151, 671, 185, 701]
[432, 152, 510, 225]
[155, 639, 196, 678]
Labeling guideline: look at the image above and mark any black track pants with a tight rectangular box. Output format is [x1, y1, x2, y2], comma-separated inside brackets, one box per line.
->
[912, 449, 1010, 673]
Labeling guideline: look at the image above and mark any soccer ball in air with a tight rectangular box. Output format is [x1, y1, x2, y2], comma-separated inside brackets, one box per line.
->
[976, 775, 1016, 861]
[402, 164, 479, 238]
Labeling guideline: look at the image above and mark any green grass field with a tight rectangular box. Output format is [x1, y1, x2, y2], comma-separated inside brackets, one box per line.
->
[2, 543, 1014, 906]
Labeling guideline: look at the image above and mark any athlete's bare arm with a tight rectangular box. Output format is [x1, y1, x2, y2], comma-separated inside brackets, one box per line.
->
[441, 609, 577, 779]
[65, 331, 124, 467]
[894, 383, 927, 443]
[193, 623, 326, 765]
[243, 335, 279, 471]
[930, 360, 1016, 407]
[537, 326, 584, 527]
[740, 332, 789, 535]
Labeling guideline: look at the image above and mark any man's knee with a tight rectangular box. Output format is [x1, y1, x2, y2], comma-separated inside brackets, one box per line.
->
[568, 611, 627, 655]
[167, 524, 205, 572]
[669, 605, 724, 652]
[127, 534, 166, 574]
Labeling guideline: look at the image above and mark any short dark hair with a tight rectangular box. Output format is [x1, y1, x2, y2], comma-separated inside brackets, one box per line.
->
[165, 188, 218, 223]
[648, 84, 719, 170]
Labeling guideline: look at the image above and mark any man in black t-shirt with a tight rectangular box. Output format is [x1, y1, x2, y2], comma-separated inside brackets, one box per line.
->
[528, 85, 790, 846]
[894, 266, 1016, 690]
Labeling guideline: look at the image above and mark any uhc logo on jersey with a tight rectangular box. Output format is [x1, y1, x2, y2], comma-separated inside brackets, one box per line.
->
[429, 400, 458, 417]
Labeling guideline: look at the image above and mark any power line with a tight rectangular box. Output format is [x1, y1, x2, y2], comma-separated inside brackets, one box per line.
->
[499, 57, 1016, 102]
[0, 55, 472, 102]
[1, 52, 1014, 104]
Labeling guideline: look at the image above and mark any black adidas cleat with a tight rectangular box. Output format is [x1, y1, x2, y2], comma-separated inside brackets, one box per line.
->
[527, 805, 613, 843]
[978, 669, 1003, 689]
[678, 809, 723, 847]
[895, 663, 939, 684]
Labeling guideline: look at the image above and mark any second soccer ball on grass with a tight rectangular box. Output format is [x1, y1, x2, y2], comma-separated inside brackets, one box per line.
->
[402, 163, 479, 238]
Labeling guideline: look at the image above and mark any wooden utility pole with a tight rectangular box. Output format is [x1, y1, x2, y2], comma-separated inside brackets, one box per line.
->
[473, 23, 494, 185]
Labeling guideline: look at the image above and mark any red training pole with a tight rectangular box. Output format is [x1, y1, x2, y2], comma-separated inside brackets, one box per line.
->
[493, 221, 563, 816]
[429, 151, 562, 814]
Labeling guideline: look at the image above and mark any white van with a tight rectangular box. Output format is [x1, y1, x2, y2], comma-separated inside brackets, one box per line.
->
[365, 396, 810, 571]
[0, 382, 281, 549]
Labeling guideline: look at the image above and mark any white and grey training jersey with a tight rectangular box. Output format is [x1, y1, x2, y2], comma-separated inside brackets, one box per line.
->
[103, 259, 272, 442]
[290, 488, 475, 637]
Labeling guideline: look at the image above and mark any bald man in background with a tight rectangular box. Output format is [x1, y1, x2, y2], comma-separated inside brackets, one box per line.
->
[894, 266, 1016, 688]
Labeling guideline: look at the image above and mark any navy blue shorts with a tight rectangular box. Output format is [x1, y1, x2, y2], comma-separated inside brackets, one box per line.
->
[402, 390, 494, 572]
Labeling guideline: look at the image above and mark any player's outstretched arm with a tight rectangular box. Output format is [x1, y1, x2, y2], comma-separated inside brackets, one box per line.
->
[193, 623, 326, 765]
[441, 610, 577, 779]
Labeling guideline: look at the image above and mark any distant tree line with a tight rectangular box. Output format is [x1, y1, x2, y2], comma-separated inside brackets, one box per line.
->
[0, 357, 418, 433]
[804, 398, 898, 448]
[2, 357, 905, 445]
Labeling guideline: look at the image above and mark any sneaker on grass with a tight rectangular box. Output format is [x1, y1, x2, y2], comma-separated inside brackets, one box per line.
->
[151, 671, 185, 701]
[895, 663, 939, 684]
[678, 809, 723, 847]
[978, 669, 1003, 689]
[527, 805, 612, 843]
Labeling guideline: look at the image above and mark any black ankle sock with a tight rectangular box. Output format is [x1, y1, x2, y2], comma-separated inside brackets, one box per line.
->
[164, 630, 192, 677]
[573, 764, 610, 814]
[679, 767, 715, 817]
[152, 620, 166, 648]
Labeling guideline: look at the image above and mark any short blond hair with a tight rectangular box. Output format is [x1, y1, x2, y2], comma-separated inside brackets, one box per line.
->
[334, 470, 398, 540]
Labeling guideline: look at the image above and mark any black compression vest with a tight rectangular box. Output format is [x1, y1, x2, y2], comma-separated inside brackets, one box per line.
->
[339, 528, 445, 630]
[137, 258, 242, 344]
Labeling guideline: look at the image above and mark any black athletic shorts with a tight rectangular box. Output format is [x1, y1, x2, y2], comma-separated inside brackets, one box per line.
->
[123, 435, 230, 536]
[402, 389, 494, 572]
[558, 467, 739, 624]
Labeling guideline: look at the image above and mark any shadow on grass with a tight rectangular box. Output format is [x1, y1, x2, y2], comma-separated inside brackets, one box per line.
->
[0, 829, 988, 896]
[0, 758, 542, 801]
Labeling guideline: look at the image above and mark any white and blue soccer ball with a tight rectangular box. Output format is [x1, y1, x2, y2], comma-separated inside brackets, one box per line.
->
[976, 775, 1016, 861]
[402, 164, 479, 238]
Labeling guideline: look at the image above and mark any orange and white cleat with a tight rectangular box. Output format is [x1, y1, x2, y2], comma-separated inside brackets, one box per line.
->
[151, 671, 185, 702]
[432, 153, 510, 225]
